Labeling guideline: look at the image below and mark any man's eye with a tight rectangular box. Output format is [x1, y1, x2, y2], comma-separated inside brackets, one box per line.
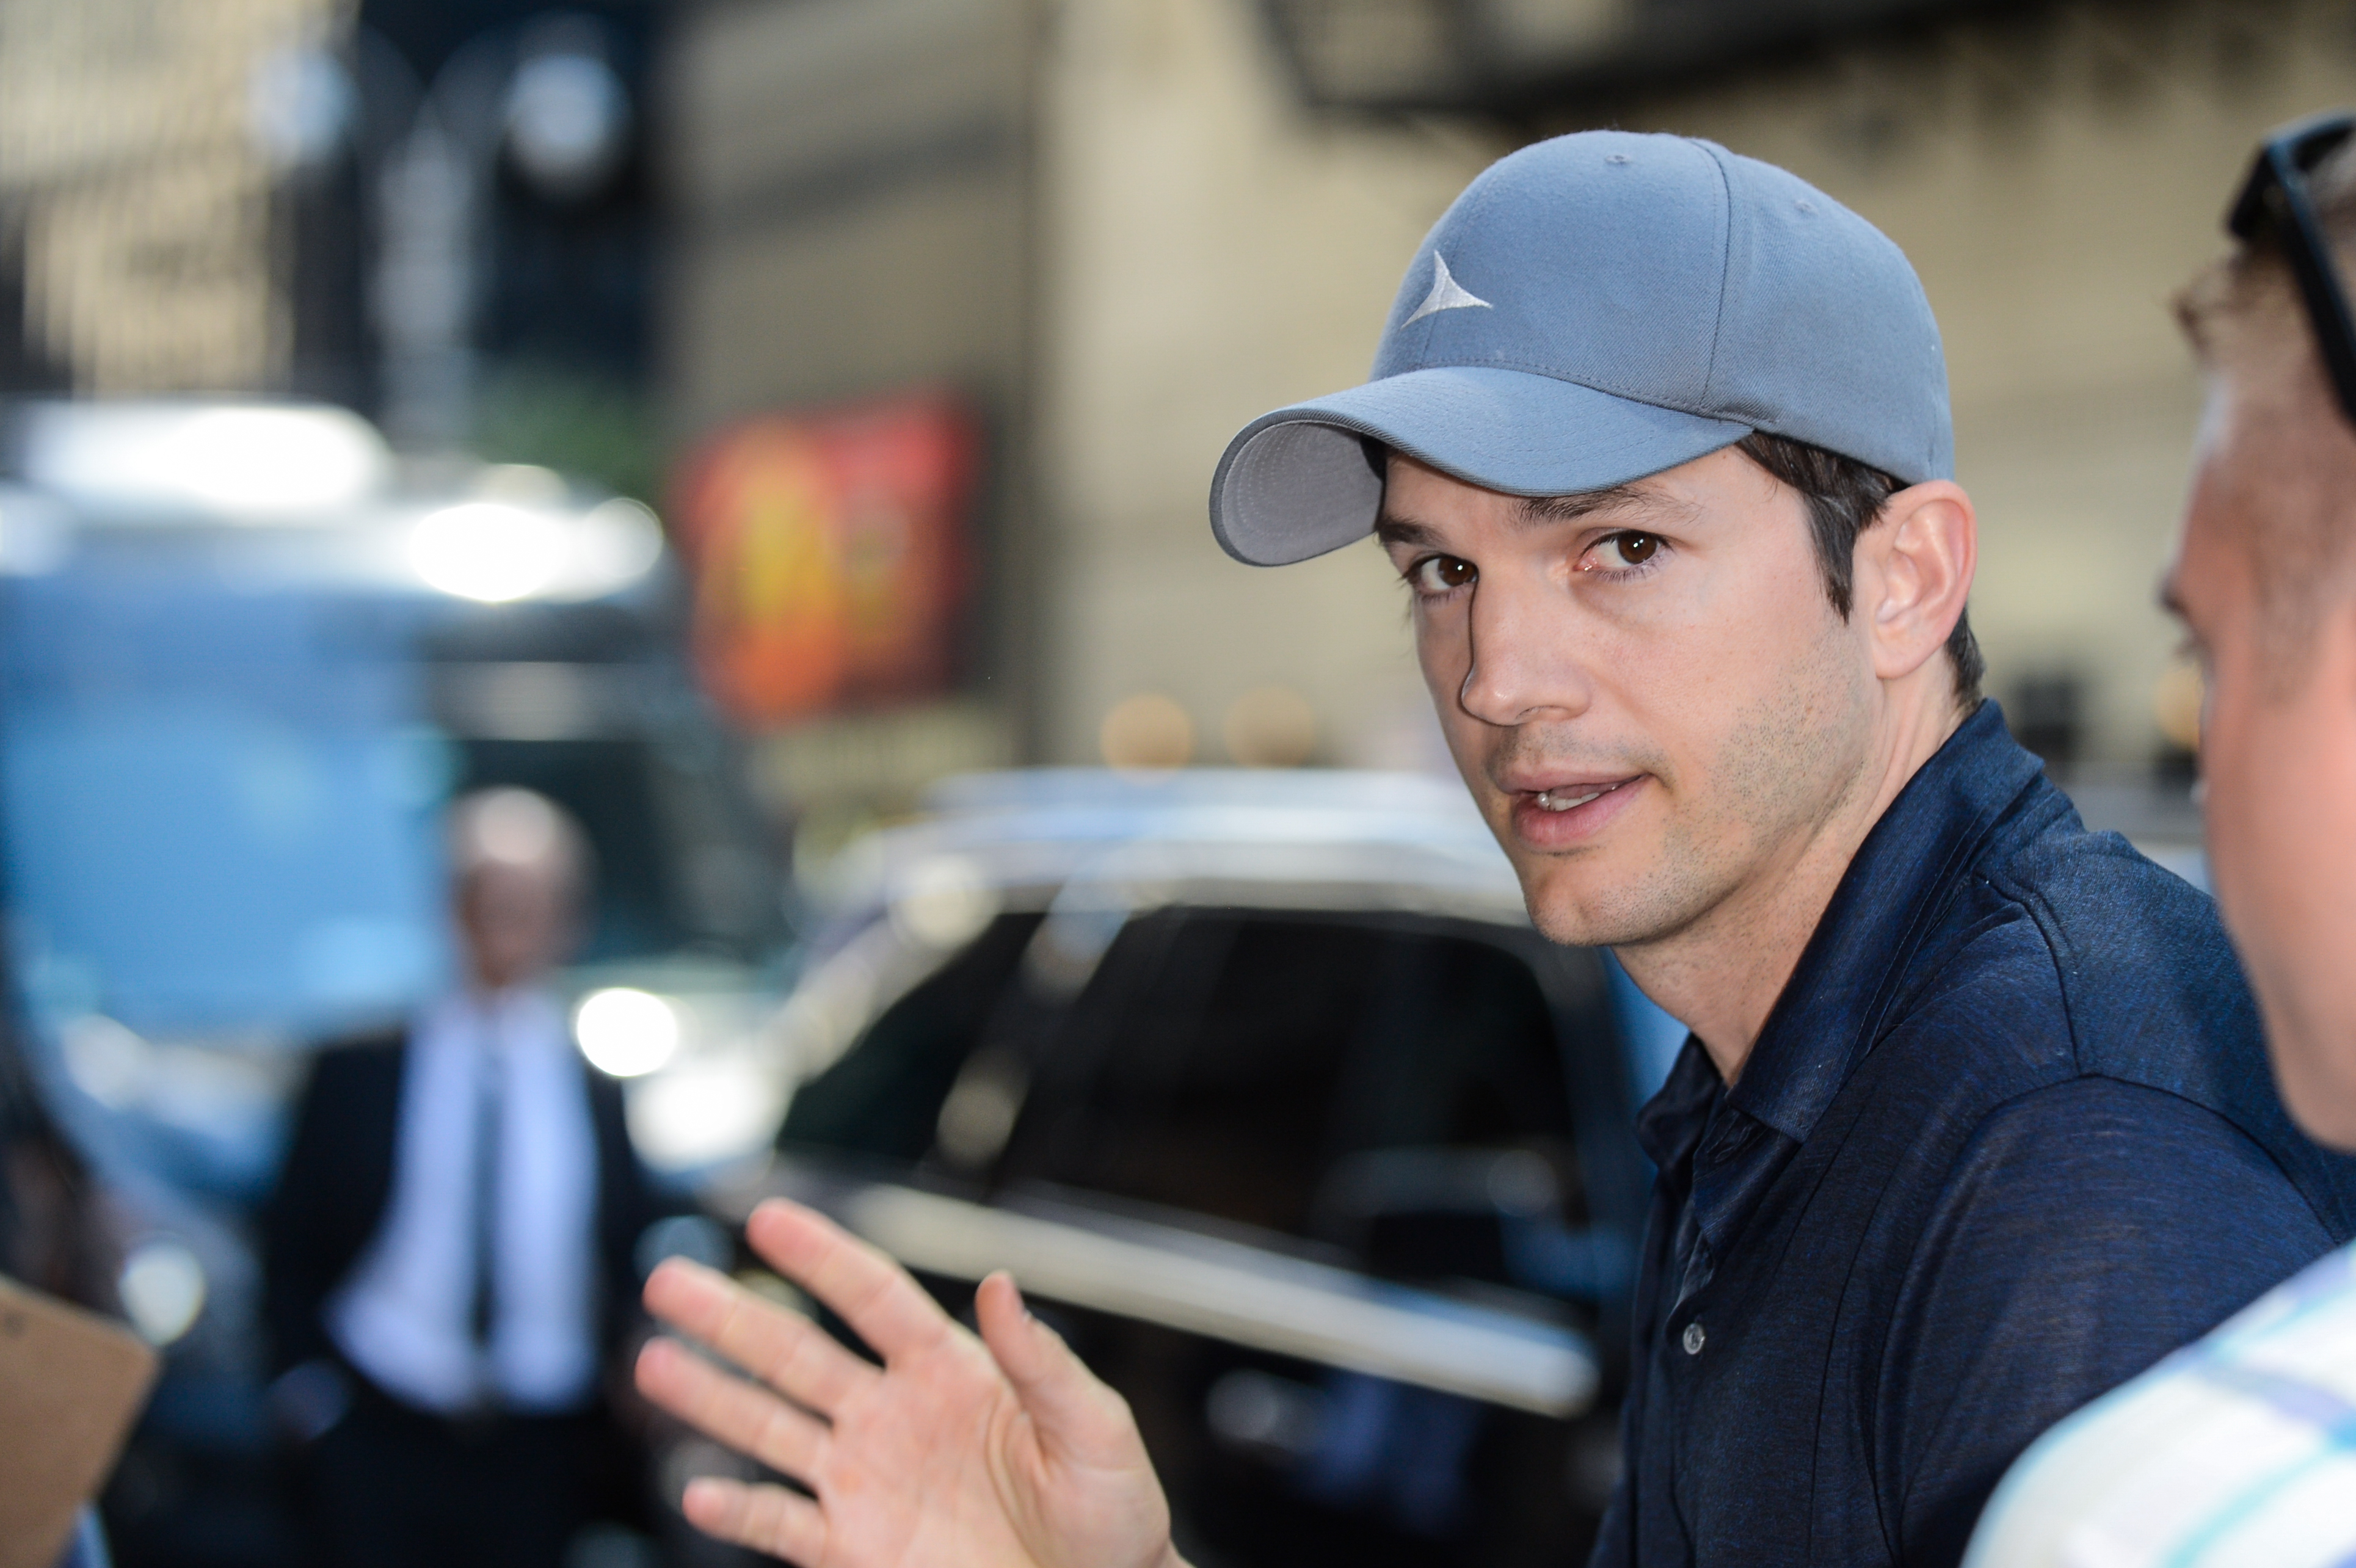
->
[1413, 556, 1477, 592]
[1577, 532, 1662, 573]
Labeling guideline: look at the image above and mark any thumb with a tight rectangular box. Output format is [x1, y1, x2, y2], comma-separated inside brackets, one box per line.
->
[975, 1272, 1136, 1464]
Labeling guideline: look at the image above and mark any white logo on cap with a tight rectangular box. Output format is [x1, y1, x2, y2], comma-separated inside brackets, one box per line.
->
[1402, 252, 1492, 325]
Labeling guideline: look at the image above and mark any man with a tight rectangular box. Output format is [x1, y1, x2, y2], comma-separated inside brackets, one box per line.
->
[265, 788, 662, 1568]
[1965, 117, 2356, 1566]
[632, 134, 2356, 1568]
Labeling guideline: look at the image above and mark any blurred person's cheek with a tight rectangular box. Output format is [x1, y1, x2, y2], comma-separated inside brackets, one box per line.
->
[2185, 443, 2356, 1149]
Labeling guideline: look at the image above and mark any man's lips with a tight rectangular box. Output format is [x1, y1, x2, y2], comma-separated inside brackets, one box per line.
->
[1525, 778, 1640, 812]
[1501, 774, 1649, 846]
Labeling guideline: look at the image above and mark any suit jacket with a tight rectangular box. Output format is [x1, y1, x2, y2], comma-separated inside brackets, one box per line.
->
[262, 1026, 664, 1382]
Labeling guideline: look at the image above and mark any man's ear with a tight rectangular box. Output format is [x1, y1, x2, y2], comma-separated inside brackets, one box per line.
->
[1856, 479, 1976, 683]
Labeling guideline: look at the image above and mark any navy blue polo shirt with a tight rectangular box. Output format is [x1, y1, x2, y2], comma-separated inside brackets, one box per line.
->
[1593, 702, 2356, 1568]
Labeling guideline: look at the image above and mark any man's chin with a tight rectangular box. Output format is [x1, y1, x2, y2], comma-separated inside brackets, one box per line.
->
[1513, 852, 1679, 950]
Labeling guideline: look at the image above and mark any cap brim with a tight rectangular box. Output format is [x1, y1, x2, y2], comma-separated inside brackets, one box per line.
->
[1209, 366, 1753, 567]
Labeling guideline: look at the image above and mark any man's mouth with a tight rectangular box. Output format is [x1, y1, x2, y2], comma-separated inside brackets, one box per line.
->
[1532, 782, 1631, 813]
[1526, 777, 1640, 810]
[1502, 773, 1649, 847]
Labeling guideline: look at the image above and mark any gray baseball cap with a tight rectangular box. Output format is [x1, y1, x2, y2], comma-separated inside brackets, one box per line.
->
[1209, 131, 1952, 567]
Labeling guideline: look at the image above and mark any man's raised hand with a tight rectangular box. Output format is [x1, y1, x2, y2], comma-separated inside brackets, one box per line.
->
[634, 1198, 1184, 1568]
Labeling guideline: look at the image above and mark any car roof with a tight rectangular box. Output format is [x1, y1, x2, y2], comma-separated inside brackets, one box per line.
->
[777, 766, 1551, 1132]
[813, 766, 1530, 941]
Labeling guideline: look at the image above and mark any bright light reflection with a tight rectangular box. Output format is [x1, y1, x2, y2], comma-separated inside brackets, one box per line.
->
[624, 1059, 786, 1170]
[410, 501, 564, 601]
[119, 1238, 208, 1345]
[574, 987, 681, 1078]
[890, 855, 1000, 949]
[164, 408, 387, 514]
[24, 404, 390, 517]
[564, 498, 664, 597]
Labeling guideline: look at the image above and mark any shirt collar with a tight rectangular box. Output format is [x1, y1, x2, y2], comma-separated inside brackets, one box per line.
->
[425, 985, 565, 1053]
[1634, 1031, 1720, 1175]
[1725, 699, 2051, 1145]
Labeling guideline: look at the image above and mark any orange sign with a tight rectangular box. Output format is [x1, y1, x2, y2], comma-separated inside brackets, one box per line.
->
[671, 393, 976, 728]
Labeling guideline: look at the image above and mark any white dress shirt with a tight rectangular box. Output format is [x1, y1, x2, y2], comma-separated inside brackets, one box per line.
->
[325, 987, 601, 1415]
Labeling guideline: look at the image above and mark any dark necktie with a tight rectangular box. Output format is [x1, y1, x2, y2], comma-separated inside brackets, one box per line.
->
[469, 1011, 502, 1384]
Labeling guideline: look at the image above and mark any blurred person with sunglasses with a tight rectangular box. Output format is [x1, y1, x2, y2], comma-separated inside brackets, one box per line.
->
[1965, 114, 2356, 1567]
[628, 134, 2356, 1568]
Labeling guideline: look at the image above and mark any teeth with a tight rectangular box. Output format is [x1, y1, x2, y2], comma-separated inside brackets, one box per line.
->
[1535, 788, 1605, 812]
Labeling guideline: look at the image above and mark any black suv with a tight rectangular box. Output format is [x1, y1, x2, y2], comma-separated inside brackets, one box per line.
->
[729, 768, 1665, 1568]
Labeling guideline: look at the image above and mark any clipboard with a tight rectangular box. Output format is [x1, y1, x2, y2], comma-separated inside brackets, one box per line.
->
[0, 1274, 156, 1568]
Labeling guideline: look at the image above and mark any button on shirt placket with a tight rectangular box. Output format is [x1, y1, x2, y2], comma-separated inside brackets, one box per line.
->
[1664, 1102, 1771, 1338]
[1651, 1081, 1806, 1549]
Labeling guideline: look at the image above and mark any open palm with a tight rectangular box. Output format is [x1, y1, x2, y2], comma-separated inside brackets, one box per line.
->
[635, 1198, 1185, 1568]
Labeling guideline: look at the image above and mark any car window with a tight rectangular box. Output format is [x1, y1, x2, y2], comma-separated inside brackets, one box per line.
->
[779, 911, 1046, 1161]
[775, 904, 1634, 1300]
[998, 909, 1583, 1243]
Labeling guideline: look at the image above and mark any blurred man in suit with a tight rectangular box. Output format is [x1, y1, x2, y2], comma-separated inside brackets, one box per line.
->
[266, 788, 662, 1568]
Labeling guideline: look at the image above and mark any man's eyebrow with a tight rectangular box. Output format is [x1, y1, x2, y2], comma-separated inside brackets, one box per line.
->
[1519, 485, 1692, 528]
[1373, 514, 1441, 548]
[1375, 485, 1687, 550]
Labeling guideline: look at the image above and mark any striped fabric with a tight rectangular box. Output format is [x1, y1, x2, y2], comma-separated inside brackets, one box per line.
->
[1965, 1242, 2356, 1568]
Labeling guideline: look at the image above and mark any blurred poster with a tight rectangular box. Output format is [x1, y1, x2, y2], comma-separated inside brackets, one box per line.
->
[671, 392, 976, 728]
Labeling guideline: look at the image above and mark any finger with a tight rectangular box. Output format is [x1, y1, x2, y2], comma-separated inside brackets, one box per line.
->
[975, 1272, 1139, 1465]
[680, 1476, 827, 1566]
[644, 1256, 874, 1417]
[745, 1199, 954, 1365]
[636, 1337, 831, 1481]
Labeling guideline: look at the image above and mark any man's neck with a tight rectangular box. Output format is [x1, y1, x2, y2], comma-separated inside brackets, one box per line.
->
[457, 979, 551, 1025]
[1618, 696, 1967, 1084]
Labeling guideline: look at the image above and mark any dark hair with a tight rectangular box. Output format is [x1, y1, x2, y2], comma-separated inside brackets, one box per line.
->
[1363, 430, 1984, 708]
[1735, 430, 1985, 707]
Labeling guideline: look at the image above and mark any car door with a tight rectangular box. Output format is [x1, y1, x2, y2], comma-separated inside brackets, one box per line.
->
[771, 900, 1644, 1567]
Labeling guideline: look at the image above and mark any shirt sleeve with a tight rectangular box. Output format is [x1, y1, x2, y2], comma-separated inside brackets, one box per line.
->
[1878, 1074, 2335, 1567]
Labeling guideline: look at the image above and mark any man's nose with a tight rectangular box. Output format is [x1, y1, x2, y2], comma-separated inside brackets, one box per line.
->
[1458, 568, 1593, 728]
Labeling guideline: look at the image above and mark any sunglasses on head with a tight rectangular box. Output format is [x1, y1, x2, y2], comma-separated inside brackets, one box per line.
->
[2229, 111, 2356, 427]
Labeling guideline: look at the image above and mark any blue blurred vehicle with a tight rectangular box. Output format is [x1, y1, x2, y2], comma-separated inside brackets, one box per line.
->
[0, 401, 790, 1565]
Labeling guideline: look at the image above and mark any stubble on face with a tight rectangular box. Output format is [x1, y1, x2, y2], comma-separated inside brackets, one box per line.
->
[1416, 452, 1881, 959]
[1490, 612, 1876, 955]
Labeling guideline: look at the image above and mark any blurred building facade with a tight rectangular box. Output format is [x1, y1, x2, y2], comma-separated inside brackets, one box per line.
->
[0, 0, 347, 395]
[0, 0, 664, 499]
[1, 0, 2337, 829]
[664, 0, 1498, 827]
[666, 0, 2355, 816]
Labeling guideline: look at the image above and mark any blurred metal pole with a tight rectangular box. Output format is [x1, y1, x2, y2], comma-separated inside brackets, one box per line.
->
[365, 22, 629, 454]
[372, 113, 475, 451]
